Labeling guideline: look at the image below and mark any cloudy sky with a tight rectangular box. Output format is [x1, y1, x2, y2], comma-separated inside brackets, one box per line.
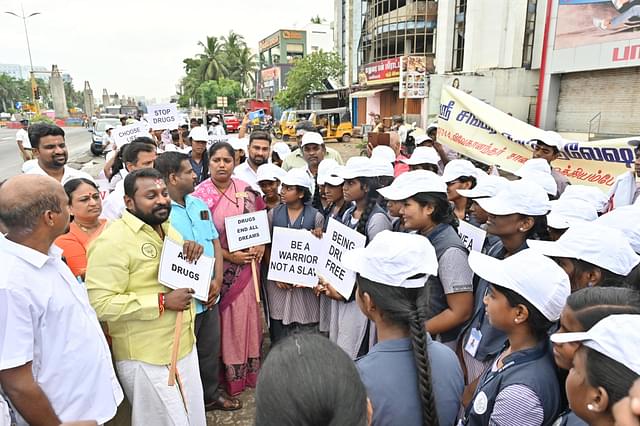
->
[1, 0, 334, 101]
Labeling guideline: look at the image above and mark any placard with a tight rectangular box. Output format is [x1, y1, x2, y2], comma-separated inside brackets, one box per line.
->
[458, 220, 487, 253]
[112, 122, 147, 148]
[147, 103, 179, 130]
[209, 134, 229, 148]
[267, 227, 321, 288]
[158, 238, 214, 302]
[224, 210, 271, 252]
[317, 218, 366, 299]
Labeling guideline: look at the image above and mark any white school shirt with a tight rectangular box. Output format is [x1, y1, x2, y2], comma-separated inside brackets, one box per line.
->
[233, 161, 262, 194]
[16, 128, 31, 149]
[0, 236, 123, 425]
[101, 179, 126, 220]
[25, 163, 95, 185]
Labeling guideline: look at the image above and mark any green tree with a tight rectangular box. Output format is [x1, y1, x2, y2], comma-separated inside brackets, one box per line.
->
[275, 52, 344, 109]
[195, 78, 242, 110]
[236, 47, 257, 97]
[222, 30, 246, 73]
[64, 81, 84, 109]
[310, 15, 324, 24]
[197, 36, 228, 82]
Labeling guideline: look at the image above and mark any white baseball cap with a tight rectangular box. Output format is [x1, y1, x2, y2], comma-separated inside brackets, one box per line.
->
[426, 123, 438, 133]
[272, 142, 292, 161]
[457, 175, 509, 199]
[339, 156, 378, 180]
[468, 249, 571, 321]
[257, 163, 286, 183]
[546, 199, 598, 230]
[317, 159, 340, 185]
[378, 170, 447, 201]
[441, 159, 477, 183]
[371, 145, 396, 164]
[560, 185, 609, 213]
[212, 116, 220, 124]
[596, 205, 640, 253]
[343, 230, 438, 288]
[228, 137, 248, 152]
[281, 167, 313, 190]
[370, 157, 394, 177]
[476, 179, 551, 216]
[189, 126, 209, 142]
[514, 158, 557, 196]
[401, 146, 440, 166]
[527, 222, 640, 275]
[301, 131, 324, 147]
[324, 166, 345, 186]
[414, 135, 433, 146]
[531, 131, 563, 150]
[550, 314, 640, 375]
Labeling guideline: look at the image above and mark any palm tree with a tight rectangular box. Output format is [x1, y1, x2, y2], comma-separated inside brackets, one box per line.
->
[310, 15, 323, 24]
[237, 47, 257, 96]
[197, 36, 228, 81]
[222, 30, 247, 79]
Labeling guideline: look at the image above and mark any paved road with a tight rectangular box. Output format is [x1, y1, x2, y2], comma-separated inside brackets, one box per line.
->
[0, 127, 93, 180]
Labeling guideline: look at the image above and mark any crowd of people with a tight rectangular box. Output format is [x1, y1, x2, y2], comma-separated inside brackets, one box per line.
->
[1, 114, 640, 426]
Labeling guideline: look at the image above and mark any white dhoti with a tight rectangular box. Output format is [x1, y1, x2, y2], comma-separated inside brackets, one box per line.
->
[116, 346, 206, 426]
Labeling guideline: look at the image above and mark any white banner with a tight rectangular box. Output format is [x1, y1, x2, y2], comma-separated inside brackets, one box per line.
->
[267, 227, 320, 288]
[147, 103, 179, 130]
[112, 122, 147, 148]
[458, 220, 487, 253]
[224, 210, 271, 252]
[158, 238, 214, 302]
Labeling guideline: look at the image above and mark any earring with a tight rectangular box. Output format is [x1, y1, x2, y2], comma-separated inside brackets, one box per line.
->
[587, 403, 595, 411]
[514, 319, 519, 324]
[519, 228, 524, 232]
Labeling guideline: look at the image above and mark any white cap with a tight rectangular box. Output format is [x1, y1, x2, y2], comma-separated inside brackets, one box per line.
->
[371, 145, 396, 164]
[560, 185, 609, 213]
[457, 175, 509, 199]
[527, 222, 640, 275]
[370, 158, 394, 177]
[212, 116, 219, 123]
[106, 124, 115, 131]
[468, 249, 570, 321]
[441, 159, 477, 183]
[546, 199, 598, 230]
[317, 159, 340, 185]
[189, 126, 209, 142]
[401, 146, 440, 166]
[426, 123, 438, 133]
[514, 158, 557, 196]
[476, 180, 551, 216]
[228, 137, 248, 153]
[343, 230, 438, 288]
[596, 205, 640, 253]
[324, 166, 345, 186]
[550, 314, 640, 375]
[301, 132, 324, 147]
[272, 142, 292, 161]
[257, 163, 286, 183]
[531, 131, 563, 150]
[281, 167, 313, 190]
[414, 134, 433, 146]
[378, 170, 447, 200]
[339, 156, 378, 180]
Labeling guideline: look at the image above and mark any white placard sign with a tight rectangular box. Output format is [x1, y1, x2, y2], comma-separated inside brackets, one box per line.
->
[458, 220, 487, 253]
[317, 218, 366, 299]
[224, 210, 271, 252]
[267, 227, 321, 288]
[158, 238, 214, 302]
[147, 103, 179, 130]
[113, 122, 147, 148]
[208, 134, 229, 148]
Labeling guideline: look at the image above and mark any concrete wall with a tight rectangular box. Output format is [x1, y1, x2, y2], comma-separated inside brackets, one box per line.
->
[304, 23, 334, 54]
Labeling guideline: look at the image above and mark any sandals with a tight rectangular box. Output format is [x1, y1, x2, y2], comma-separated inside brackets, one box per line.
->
[205, 394, 243, 412]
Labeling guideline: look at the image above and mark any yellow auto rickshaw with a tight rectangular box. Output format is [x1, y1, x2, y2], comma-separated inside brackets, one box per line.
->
[309, 108, 353, 142]
[280, 110, 314, 141]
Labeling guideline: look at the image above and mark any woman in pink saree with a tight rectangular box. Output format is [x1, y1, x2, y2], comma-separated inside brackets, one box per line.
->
[192, 141, 266, 396]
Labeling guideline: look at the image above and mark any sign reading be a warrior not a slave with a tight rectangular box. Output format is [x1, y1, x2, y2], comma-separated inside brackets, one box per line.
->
[267, 227, 321, 288]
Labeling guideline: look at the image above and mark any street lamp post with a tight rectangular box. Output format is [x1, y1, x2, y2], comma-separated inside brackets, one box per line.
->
[5, 4, 41, 115]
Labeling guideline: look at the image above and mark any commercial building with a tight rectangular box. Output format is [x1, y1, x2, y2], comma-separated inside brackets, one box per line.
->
[257, 29, 308, 101]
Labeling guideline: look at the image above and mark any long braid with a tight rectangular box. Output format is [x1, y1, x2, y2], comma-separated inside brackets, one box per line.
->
[409, 306, 439, 426]
[356, 177, 380, 237]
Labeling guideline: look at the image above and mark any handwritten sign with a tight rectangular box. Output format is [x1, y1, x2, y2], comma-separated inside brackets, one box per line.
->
[147, 103, 179, 130]
[458, 220, 487, 252]
[224, 210, 271, 252]
[317, 218, 366, 299]
[158, 238, 214, 302]
[113, 122, 147, 148]
[267, 227, 320, 287]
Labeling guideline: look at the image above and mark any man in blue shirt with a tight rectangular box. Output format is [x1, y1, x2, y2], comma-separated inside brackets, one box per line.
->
[155, 152, 242, 411]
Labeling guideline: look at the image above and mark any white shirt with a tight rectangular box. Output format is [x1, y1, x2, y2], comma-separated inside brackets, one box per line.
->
[209, 124, 226, 136]
[233, 161, 262, 193]
[101, 179, 125, 220]
[0, 236, 123, 425]
[16, 128, 31, 149]
[26, 163, 95, 185]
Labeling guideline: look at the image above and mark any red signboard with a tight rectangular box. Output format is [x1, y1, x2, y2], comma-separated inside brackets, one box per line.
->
[361, 57, 401, 84]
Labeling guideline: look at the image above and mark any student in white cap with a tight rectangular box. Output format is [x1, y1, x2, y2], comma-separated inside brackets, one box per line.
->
[527, 222, 640, 291]
[188, 126, 210, 184]
[314, 158, 340, 215]
[546, 198, 598, 241]
[318, 164, 348, 232]
[257, 163, 286, 211]
[266, 168, 324, 344]
[515, 158, 559, 199]
[559, 185, 609, 214]
[441, 159, 479, 221]
[344, 231, 464, 426]
[530, 131, 570, 196]
[271, 141, 291, 168]
[228, 137, 248, 165]
[378, 170, 474, 350]
[550, 287, 640, 425]
[401, 146, 441, 174]
[461, 249, 570, 426]
[550, 314, 640, 426]
[459, 179, 552, 387]
[595, 205, 640, 254]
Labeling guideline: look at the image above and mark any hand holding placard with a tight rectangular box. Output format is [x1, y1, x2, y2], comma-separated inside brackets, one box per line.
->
[158, 238, 214, 302]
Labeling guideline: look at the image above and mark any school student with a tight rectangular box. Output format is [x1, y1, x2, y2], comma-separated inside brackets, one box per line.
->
[461, 249, 570, 425]
[552, 287, 640, 426]
[266, 168, 324, 344]
[314, 159, 340, 215]
[378, 170, 474, 350]
[400, 146, 441, 174]
[257, 163, 286, 211]
[317, 162, 348, 231]
[551, 315, 640, 426]
[514, 158, 558, 200]
[344, 231, 464, 426]
[441, 159, 479, 222]
[545, 198, 598, 241]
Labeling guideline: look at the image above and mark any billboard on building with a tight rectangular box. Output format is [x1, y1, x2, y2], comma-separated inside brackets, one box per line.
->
[358, 57, 401, 85]
[551, 0, 640, 73]
[399, 56, 427, 99]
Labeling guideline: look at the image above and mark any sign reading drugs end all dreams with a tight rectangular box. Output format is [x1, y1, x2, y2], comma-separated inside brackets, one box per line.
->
[158, 238, 214, 302]
[224, 211, 271, 252]
[147, 103, 179, 130]
[267, 227, 321, 288]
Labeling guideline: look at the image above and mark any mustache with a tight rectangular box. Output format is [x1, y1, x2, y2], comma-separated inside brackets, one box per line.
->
[152, 204, 170, 214]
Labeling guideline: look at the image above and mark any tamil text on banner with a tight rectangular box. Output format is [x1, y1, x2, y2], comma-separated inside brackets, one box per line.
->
[267, 227, 320, 288]
[437, 85, 637, 190]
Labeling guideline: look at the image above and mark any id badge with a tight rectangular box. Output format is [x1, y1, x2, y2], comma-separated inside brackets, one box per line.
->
[464, 328, 482, 357]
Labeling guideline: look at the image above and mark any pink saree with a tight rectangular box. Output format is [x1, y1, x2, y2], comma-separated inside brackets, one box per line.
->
[192, 177, 265, 396]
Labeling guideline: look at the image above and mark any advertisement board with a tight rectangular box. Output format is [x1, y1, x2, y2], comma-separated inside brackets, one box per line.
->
[359, 57, 401, 85]
[399, 56, 427, 98]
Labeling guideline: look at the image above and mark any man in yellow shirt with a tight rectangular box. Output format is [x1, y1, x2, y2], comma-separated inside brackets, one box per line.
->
[86, 168, 206, 426]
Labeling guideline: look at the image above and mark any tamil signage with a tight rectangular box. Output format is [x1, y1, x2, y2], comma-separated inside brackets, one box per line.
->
[399, 56, 427, 99]
[259, 32, 280, 52]
[360, 57, 401, 85]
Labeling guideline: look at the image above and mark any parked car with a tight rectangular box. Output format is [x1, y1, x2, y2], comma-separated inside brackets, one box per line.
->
[89, 118, 120, 156]
[223, 114, 240, 132]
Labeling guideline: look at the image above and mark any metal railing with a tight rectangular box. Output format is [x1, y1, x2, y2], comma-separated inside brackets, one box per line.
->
[588, 112, 601, 141]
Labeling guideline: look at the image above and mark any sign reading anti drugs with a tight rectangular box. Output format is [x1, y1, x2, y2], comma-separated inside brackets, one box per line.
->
[458, 220, 487, 253]
[317, 218, 366, 299]
[113, 122, 147, 148]
[147, 103, 179, 130]
[268, 227, 320, 288]
[158, 238, 214, 302]
[224, 211, 271, 252]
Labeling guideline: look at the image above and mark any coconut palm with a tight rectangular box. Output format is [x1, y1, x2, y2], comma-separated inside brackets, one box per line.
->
[236, 46, 257, 96]
[197, 36, 228, 81]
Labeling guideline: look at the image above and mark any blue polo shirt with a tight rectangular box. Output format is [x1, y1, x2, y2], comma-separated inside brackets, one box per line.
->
[169, 194, 219, 314]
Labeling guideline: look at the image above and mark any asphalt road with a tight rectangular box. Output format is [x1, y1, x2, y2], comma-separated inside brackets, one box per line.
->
[0, 127, 94, 180]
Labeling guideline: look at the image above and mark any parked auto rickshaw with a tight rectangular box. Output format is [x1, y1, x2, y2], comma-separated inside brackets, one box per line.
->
[280, 110, 314, 141]
[309, 108, 353, 142]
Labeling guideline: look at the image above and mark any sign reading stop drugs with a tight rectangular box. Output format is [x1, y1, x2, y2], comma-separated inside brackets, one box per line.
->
[113, 122, 147, 148]
[458, 220, 487, 252]
[224, 211, 271, 252]
[268, 227, 320, 288]
[147, 103, 179, 130]
[158, 238, 214, 302]
[317, 218, 366, 299]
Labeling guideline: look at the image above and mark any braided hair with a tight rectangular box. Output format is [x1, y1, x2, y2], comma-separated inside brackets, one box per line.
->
[357, 275, 439, 426]
[355, 177, 382, 237]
